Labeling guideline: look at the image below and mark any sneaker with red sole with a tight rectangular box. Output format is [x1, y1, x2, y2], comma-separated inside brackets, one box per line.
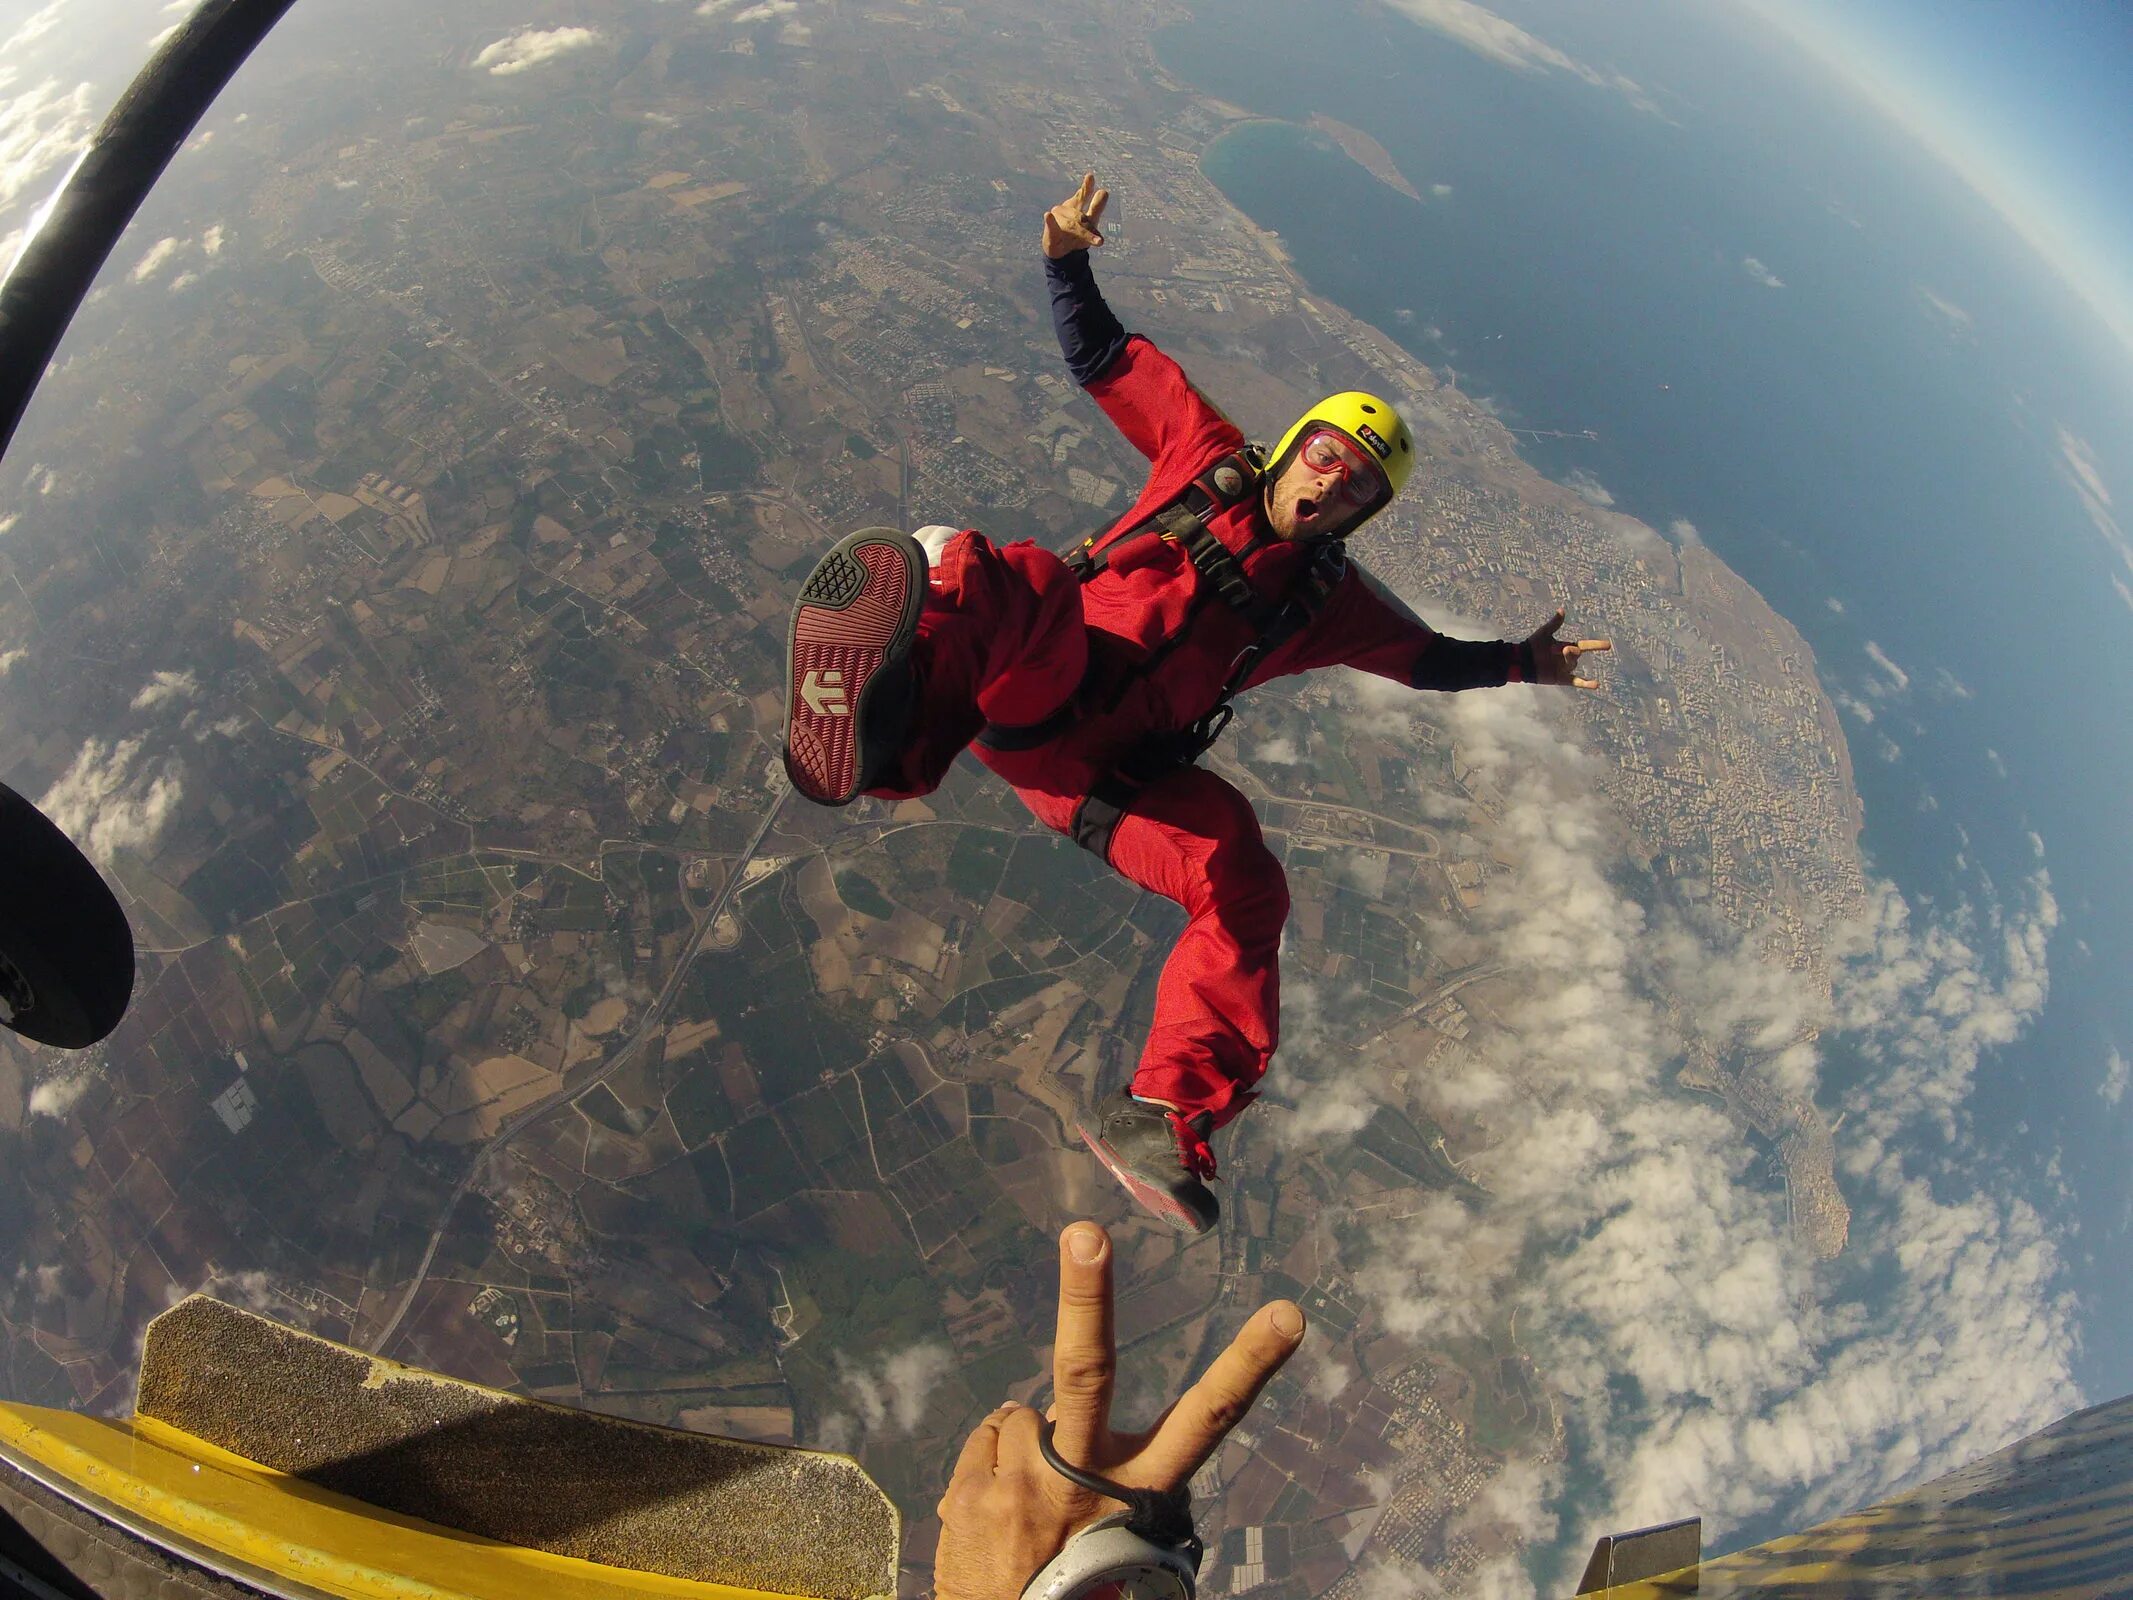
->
[1079, 1089, 1221, 1236]
[783, 528, 926, 806]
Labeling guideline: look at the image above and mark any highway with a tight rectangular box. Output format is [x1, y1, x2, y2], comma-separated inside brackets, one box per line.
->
[367, 781, 793, 1356]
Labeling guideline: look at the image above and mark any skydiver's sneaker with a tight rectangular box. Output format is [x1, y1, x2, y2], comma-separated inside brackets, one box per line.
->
[1078, 1089, 1220, 1236]
[783, 528, 926, 806]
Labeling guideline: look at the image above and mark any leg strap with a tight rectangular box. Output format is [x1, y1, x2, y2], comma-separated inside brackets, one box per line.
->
[1069, 774, 1143, 861]
[975, 697, 1080, 753]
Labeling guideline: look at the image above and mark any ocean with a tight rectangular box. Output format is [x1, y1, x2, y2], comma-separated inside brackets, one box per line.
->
[1158, 0, 2133, 1397]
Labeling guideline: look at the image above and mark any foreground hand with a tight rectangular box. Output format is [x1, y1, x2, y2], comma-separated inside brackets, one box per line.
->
[934, 1221, 1305, 1600]
[1043, 172, 1109, 259]
[1526, 608, 1611, 689]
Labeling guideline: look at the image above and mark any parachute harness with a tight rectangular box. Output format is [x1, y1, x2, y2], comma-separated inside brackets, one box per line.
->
[985, 448, 1350, 861]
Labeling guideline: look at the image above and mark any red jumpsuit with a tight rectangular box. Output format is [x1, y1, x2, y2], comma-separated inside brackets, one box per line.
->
[866, 333, 1525, 1131]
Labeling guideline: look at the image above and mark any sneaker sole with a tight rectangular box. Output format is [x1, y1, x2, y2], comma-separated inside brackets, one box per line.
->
[1078, 1118, 1218, 1236]
[783, 528, 926, 806]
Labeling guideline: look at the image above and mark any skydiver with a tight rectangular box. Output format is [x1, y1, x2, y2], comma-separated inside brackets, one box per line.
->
[783, 172, 1609, 1235]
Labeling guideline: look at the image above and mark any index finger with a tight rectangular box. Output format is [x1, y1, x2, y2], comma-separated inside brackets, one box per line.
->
[940, 1403, 1016, 1515]
[1076, 171, 1097, 208]
[1135, 1300, 1305, 1486]
[1049, 1222, 1115, 1465]
[1086, 186, 1110, 227]
[1575, 639, 1611, 652]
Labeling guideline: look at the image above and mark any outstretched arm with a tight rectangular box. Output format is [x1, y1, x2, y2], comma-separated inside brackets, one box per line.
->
[1299, 563, 1609, 691]
[1045, 173, 1129, 385]
[1041, 172, 1241, 468]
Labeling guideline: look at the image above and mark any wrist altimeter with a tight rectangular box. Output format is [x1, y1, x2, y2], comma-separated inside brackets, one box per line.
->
[1020, 1423, 1204, 1600]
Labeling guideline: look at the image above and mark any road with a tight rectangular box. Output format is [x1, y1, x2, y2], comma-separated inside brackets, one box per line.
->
[367, 783, 793, 1356]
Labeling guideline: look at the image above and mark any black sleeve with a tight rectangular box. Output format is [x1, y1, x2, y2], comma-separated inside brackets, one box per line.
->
[1408, 635, 1534, 692]
[1047, 250, 1130, 386]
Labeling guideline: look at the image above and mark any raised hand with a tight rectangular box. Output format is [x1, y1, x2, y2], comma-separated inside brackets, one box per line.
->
[1525, 608, 1611, 689]
[934, 1221, 1305, 1600]
[1042, 172, 1110, 259]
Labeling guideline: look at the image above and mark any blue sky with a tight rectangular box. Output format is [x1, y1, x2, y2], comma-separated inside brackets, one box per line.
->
[1755, 0, 2133, 364]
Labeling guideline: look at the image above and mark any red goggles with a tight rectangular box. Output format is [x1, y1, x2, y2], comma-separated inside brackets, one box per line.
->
[1297, 429, 1389, 509]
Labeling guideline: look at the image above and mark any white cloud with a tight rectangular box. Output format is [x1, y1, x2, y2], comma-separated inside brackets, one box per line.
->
[201, 222, 224, 255]
[832, 1340, 954, 1438]
[0, 74, 95, 213]
[1253, 735, 1301, 764]
[732, 0, 798, 19]
[2055, 426, 2133, 595]
[1831, 689, 1874, 724]
[1265, 977, 1380, 1145]
[145, 22, 179, 52]
[471, 26, 599, 75]
[0, 646, 23, 675]
[1310, 672, 2076, 1591]
[1564, 469, 1614, 508]
[1862, 640, 1909, 691]
[130, 235, 185, 282]
[39, 734, 185, 861]
[1375, 0, 1658, 113]
[1741, 255, 1785, 289]
[131, 669, 199, 711]
[1918, 286, 1974, 335]
[1430, 182, 1453, 199]
[2, 1, 66, 54]
[167, 270, 197, 292]
[2101, 1048, 2127, 1109]
[28, 1069, 93, 1118]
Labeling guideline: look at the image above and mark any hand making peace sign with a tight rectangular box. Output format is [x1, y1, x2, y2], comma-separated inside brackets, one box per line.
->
[934, 1221, 1305, 1600]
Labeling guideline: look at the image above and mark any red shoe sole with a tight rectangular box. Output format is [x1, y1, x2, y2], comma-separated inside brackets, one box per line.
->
[783, 530, 925, 805]
[1078, 1120, 1216, 1236]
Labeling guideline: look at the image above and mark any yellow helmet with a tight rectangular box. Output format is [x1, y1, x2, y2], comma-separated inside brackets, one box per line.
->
[1264, 391, 1415, 526]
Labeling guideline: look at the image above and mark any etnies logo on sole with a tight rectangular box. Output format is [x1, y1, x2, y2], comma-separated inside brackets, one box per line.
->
[800, 669, 849, 716]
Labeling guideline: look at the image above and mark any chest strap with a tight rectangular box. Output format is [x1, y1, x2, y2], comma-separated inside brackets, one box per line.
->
[1065, 537, 1349, 861]
[1061, 450, 1262, 594]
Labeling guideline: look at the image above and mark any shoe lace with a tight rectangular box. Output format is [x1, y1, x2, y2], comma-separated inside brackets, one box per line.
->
[1167, 1110, 1218, 1181]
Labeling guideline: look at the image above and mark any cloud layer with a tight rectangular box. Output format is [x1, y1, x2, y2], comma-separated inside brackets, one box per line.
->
[2056, 426, 2133, 618]
[1287, 673, 2077, 1594]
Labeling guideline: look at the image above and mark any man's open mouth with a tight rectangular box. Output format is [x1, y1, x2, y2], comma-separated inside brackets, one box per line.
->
[1295, 495, 1321, 524]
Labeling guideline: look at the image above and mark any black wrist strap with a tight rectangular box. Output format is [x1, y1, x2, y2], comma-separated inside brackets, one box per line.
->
[1036, 1422, 1202, 1566]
